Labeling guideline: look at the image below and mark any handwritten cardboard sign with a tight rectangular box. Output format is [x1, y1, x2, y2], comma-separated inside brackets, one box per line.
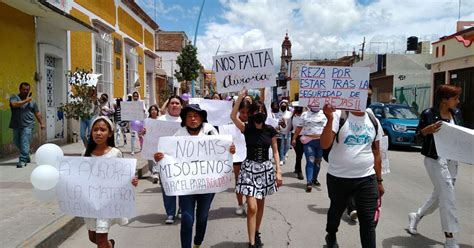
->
[121, 101, 146, 121]
[298, 65, 370, 111]
[56, 157, 137, 218]
[219, 124, 246, 162]
[213, 48, 275, 93]
[188, 98, 233, 126]
[434, 122, 474, 164]
[155, 135, 233, 196]
[142, 119, 182, 160]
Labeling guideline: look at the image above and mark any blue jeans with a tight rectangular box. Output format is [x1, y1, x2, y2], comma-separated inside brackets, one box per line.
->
[160, 181, 177, 217]
[13, 127, 33, 163]
[80, 118, 92, 147]
[279, 133, 291, 162]
[303, 139, 323, 183]
[179, 193, 215, 248]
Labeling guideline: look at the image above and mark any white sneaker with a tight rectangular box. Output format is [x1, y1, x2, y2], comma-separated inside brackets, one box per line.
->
[165, 215, 174, 224]
[177, 209, 182, 219]
[235, 205, 244, 215]
[445, 238, 459, 248]
[407, 212, 420, 235]
[279, 161, 284, 166]
[349, 210, 358, 221]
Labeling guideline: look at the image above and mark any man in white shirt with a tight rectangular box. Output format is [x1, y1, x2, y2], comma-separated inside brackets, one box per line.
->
[320, 98, 385, 248]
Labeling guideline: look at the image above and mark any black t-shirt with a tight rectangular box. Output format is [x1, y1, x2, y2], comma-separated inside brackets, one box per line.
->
[243, 123, 278, 162]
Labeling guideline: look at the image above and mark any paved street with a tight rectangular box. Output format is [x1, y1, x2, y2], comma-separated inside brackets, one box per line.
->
[59, 147, 474, 248]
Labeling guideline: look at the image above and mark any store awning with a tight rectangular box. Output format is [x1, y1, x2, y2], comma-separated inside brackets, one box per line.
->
[3, 0, 97, 32]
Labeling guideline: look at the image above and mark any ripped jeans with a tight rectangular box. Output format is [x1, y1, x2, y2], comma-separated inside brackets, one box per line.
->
[303, 139, 323, 184]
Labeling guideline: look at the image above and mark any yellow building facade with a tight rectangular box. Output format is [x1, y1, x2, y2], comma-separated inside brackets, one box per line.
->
[70, 0, 159, 103]
[0, 0, 159, 158]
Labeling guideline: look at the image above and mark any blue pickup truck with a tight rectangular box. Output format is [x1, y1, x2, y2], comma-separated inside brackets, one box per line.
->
[369, 103, 421, 147]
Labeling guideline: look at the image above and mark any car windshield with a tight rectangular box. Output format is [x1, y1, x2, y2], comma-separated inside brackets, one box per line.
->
[383, 106, 418, 119]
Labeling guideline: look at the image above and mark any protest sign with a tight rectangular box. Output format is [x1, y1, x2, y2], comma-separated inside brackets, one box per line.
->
[156, 135, 233, 196]
[434, 122, 474, 164]
[121, 101, 145, 121]
[298, 65, 370, 111]
[189, 98, 233, 126]
[56, 157, 137, 218]
[142, 119, 181, 160]
[381, 135, 390, 174]
[219, 124, 246, 162]
[265, 116, 279, 128]
[213, 48, 275, 93]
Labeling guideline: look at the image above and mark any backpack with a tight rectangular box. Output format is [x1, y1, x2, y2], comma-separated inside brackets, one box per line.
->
[322, 110, 379, 162]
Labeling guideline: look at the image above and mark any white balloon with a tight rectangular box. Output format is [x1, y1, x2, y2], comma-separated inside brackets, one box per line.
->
[31, 164, 60, 190]
[35, 143, 64, 167]
[33, 187, 57, 203]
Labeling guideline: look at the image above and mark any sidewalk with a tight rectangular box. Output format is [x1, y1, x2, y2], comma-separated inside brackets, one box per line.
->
[0, 134, 149, 248]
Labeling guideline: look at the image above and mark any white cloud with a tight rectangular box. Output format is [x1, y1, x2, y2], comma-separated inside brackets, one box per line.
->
[136, 0, 185, 22]
[196, 0, 474, 69]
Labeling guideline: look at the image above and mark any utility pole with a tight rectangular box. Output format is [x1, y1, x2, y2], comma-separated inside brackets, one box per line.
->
[458, 0, 461, 21]
[360, 37, 365, 60]
[191, 0, 206, 97]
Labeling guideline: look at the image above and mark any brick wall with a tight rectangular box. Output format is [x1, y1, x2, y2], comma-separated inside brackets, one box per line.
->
[157, 33, 185, 52]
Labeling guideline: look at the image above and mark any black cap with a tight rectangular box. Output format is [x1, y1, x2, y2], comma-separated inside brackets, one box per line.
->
[180, 104, 208, 127]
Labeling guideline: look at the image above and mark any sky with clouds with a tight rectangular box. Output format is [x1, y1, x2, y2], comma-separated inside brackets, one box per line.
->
[136, 0, 474, 69]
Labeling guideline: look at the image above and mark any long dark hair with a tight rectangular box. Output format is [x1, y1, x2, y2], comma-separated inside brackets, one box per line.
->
[247, 100, 268, 129]
[84, 118, 116, 156]
[239, 99, 251, 110]
[148, 104, 159, 117]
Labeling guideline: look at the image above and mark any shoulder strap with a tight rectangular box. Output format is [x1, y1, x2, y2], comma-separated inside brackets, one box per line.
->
[366, 110, 379, 149]
[335, 111, 349, 143]
[366, 110, 379, 137]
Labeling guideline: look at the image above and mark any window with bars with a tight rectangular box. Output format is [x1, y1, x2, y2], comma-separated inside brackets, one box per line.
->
[95, 32, 113, 97]
[126, 47, 138, 95]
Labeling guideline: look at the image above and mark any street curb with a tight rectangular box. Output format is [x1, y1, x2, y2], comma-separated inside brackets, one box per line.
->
[16, 216, 84, 248]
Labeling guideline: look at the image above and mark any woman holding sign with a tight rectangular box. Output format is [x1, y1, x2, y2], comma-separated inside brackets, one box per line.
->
[158, 95, 183, 224]
[83, 116, 138, 248]
[407, 85, 464, 248]
[139, 104, 160, 184]
[231, 89, 283, 248]
[154, 104, 235, 248]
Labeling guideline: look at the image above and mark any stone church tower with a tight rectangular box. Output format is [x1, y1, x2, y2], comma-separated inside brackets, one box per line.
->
[280, 32, 292, 74]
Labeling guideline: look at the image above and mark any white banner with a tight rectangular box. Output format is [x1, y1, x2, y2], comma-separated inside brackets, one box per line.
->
[188, 98, 233, 126]
[121, 101, 146, 121]
[213, 48, 275, 93]
[155, 135, 234, 196]
[142, 119, 182, 160]
[434, 122, 474, 164]
[56, 157, 137, 218]
[219, 124, 246, 162]
[298, 65, 370, 111]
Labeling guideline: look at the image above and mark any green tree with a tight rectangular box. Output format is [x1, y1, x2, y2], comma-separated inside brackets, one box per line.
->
[58, 69, 97, 120]
[174, 44, 201, 91]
